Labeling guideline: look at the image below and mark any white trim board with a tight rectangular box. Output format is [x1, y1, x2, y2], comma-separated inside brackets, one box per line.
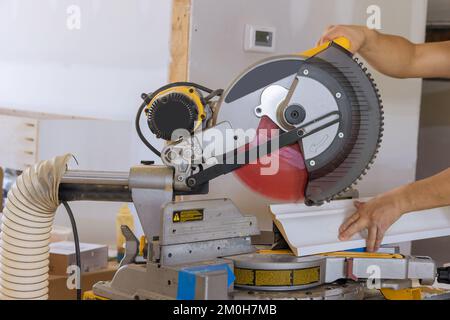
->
[270, 198, 450, 257]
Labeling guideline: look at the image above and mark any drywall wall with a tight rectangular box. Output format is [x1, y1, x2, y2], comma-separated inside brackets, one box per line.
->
[0, 0, 171, 120]
[187, 0, 428, 231]
[37, 119, 134, 247]
[0, 0, 173, 246]
[416, 80, 450, 180]
[0, 0, 171, 164]
[412, 79, 450, 265]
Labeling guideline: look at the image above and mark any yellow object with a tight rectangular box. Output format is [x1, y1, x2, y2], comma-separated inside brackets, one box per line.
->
[139, 235, 147, 257]
[256, 249, 402, 259]
[300, 36, 351, 58]
[255, 269, 291, 286]
[257, 249, 293, 255]
[116, 204, 135, 260]
[234, 268, 254, 286]
[145, 86, 206, 132]
[234, 266, 320, 287]
[381, 286, 447, 300]
[380, 288, 422, 300]
[83, 290, 109, 300]
[293, 267, 320, 286]
[322, 251, 403, 259]
[172, 209, 204, 223]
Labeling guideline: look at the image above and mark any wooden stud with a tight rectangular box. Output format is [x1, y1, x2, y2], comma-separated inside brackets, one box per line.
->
[169, 0, 191, 82]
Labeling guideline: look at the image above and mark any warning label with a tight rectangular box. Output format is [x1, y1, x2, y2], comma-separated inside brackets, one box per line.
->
[172, 209, 204, 223]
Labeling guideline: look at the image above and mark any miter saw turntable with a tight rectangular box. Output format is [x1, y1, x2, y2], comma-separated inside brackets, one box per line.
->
[59, 38, 446, 300]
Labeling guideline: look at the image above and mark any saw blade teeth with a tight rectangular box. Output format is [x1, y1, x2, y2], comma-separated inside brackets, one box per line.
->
[302, 55, 386, 205]
[328, 56, 385, 203]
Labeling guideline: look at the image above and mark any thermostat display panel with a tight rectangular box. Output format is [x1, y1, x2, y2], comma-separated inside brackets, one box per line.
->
[244, 24, 276, 53]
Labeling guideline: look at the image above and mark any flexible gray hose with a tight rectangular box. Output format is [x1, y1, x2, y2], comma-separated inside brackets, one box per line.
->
[0, 154, 71, 300]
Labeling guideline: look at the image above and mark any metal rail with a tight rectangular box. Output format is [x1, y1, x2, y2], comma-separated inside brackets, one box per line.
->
[59, 170, 132, 202]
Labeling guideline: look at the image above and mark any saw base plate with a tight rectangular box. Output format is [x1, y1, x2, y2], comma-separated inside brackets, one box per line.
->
[231, 282, 364, 300]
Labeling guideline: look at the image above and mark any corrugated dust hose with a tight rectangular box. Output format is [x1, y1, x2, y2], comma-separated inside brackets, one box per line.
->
[0, 154, 71, 300]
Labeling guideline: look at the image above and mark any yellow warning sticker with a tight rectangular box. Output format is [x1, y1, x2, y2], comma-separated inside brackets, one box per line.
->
[173, 209, 204, 223]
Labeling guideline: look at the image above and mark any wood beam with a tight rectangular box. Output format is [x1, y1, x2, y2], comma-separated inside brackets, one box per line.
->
[169, 0, 191, 82]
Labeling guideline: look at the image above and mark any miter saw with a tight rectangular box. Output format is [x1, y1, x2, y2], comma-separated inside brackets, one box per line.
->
[59, 38, 446, 300]
[139, 37, 383, 206]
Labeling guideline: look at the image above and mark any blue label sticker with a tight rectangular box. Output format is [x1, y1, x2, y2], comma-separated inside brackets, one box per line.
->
[176, 263, 235, 300]
[345, 247, 366, 252]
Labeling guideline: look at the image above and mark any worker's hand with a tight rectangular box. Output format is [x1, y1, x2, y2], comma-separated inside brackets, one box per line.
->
[339, 194, 406, 252]
[318, 25, 374, 54]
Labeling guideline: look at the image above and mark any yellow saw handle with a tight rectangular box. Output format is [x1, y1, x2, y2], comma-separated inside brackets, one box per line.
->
[300, 36, 351, 58]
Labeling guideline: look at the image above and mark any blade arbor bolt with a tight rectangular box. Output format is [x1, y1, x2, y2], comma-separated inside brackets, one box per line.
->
[284, 104, 306, 125]
[187, 177, 197, 187]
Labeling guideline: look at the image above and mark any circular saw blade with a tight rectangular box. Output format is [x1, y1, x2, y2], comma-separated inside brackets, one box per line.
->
[234, 116, 308, 202]
[214, 45, 383, 205]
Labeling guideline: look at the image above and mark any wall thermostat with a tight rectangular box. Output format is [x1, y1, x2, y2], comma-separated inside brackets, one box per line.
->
[244, 24, 276, 53]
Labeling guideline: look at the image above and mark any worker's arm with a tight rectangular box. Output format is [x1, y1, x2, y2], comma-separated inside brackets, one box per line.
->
[339, 168, 450, 252]
[319, 25, 450, 79]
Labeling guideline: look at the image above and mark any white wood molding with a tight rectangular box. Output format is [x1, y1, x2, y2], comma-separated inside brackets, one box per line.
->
[270, 198, 450, 256]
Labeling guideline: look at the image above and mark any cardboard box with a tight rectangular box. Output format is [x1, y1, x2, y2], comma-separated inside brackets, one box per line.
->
[49, 241, 108, 276]
[49, 262, 117, 300]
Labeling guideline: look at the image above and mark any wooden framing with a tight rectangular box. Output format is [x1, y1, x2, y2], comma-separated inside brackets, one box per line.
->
[169, 0, 192, 82]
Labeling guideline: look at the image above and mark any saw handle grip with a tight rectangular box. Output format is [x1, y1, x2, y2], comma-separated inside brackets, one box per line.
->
[301, 36, 351, 57]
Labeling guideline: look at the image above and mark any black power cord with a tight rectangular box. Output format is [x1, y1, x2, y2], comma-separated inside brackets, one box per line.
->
[62, 201, 82, 300]
[135, 82, 215, 157]
[204, 88, 224, 102]
[135, 99, 162, 157]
